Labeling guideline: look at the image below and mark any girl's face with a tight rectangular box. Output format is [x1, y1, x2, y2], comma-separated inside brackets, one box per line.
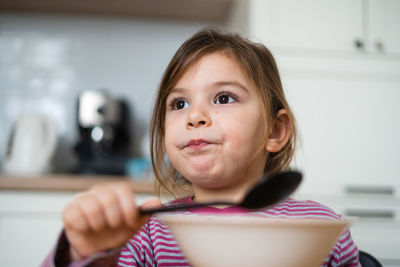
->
[165, 52, 268, 202]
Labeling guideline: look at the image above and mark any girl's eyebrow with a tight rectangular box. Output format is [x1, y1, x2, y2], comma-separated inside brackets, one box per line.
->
[169, 87, 186, 94]
[213, 81, 249, 93]
[170, 81, 249, 94]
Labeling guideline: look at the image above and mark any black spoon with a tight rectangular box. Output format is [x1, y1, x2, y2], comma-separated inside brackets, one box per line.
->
[139, 170, 302, 215]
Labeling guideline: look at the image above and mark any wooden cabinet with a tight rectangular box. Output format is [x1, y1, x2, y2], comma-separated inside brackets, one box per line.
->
[0, 0, 234, 22]
[248, 0, 400, 55]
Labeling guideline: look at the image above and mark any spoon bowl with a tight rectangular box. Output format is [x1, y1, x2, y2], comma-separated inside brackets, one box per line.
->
[139, 170, 302, 215]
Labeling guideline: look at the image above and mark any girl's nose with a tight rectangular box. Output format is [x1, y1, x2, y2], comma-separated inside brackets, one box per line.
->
[186, 108, 212, 129]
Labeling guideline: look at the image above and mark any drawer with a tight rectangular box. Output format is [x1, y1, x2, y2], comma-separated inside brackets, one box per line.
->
[350, 220, 400, 265]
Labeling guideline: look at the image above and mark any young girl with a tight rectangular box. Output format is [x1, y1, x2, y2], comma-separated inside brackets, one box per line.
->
[42, 28, 360, 267]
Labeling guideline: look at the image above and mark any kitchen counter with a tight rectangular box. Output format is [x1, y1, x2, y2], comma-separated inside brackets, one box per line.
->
[0, 174, 154, 193]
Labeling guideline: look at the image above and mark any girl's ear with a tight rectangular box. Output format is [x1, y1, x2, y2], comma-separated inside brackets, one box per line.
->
[266, 109, 292, 153]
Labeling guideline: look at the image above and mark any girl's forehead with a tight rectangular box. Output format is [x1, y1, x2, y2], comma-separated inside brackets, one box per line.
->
[173, 52, 258, 94]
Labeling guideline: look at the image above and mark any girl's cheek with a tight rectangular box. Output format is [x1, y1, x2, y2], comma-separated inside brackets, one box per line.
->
[164, 118, 175, 132]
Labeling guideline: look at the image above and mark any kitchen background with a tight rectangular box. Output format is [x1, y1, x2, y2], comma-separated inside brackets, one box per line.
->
[1, 0, 400, 266]
[0, 13, 227, 175]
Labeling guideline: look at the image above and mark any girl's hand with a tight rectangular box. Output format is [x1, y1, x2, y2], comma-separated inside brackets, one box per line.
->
[62, 182, 161, 260]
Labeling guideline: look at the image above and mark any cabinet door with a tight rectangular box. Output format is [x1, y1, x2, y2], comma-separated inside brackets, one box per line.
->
[0, 191, 155, 266]
[351, 220, 400, 265]
[368, 0, 400, 55]
[0, 216, 63, 266]
[0, 191, 73, 266]
[248, 0, 363, 53]
[280, 59, 400, 196]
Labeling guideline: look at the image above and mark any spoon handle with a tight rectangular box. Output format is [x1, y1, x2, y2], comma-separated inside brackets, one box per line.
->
[139, 171, 302, 216]
[139, 201, 234, 216]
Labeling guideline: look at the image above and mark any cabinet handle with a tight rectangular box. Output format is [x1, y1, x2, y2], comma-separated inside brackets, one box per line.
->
[375, 41, 385, 53]
[354, 38, 364, 50]
[345, 185, 394, 196]
[344, 209, 395, 219]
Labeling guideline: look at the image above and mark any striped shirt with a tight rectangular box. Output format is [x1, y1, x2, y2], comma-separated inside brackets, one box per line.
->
[118, 197, 360, 267]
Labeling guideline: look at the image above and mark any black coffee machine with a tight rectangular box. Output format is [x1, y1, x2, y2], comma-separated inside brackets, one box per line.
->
[74, 90, 131, 175]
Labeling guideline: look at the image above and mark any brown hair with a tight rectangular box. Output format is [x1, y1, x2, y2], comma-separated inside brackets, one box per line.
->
[150, 27, 297, 198]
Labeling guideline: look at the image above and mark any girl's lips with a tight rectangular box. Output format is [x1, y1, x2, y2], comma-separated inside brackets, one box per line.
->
[185, 139, 211, 148]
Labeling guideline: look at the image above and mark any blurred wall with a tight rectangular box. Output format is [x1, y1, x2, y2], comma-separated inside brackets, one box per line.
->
[0, 12, 220, 172]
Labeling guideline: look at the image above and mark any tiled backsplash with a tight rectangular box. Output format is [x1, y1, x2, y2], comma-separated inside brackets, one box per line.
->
[0, 12, 216, 172]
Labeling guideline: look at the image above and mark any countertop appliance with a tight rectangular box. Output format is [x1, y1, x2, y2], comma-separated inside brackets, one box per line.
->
[74, 90, 131, 175]
[3, 113, 57, 176]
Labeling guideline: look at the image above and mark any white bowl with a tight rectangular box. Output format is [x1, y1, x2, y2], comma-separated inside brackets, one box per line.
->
[158, 214, 349, 267]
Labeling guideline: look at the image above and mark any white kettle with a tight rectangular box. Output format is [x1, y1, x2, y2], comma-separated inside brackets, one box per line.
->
[4, 113, 57, 176]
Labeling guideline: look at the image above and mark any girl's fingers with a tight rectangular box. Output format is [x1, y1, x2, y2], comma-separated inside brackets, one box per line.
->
[78, 193, 107, 232]
[63, 183, 162, 234]
[111, 183, 138, 228]
[95, 186, 123, 228]
[62, 184, 155, 259]
[63, 201, 90, 232]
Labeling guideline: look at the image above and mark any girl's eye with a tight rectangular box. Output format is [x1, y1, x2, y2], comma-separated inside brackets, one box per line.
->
[215, 94, 236, 104]
[171, 99, 189, 110]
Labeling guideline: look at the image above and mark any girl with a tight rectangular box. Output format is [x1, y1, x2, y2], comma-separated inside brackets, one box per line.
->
[42, 28, 360, 267]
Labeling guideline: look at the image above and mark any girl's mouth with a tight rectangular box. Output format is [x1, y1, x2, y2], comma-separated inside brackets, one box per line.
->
[185, 139, 211, 149]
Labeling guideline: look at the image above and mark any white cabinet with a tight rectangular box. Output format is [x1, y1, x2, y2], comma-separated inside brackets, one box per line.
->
[0, 191, 154, 267]
[368, 0, 400, 54]
[273, 54, 400, 197]
[297, 193, 400, 266]
[240, 0, 400, 196]
[248, 0, 400, 55]
[248, 0, 363, 53]
[0, 191, 73, 266]
[242, 2, 400, 263]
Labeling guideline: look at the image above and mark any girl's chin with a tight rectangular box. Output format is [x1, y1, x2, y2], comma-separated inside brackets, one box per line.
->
[191, 180, 230, 191]
[188, 154, 222, 169]
[185, 171, 233, 189]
